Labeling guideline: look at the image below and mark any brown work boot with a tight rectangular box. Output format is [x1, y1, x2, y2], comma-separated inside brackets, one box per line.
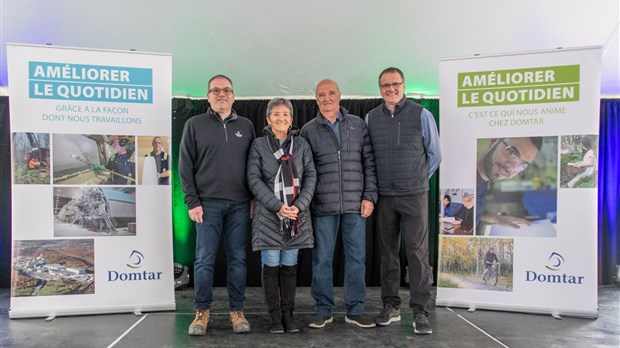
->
[230, 311, 251, 333]
[188, 309, 209, 336]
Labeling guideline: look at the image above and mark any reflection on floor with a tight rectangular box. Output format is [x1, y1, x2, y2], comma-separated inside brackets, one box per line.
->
[1, 286, 618, 347]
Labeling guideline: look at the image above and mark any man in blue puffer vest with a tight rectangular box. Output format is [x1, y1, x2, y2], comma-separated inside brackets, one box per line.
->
[366, 67, 441, 335]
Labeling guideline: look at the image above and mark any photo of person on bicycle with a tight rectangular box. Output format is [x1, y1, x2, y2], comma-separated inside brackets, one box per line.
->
[438, 237, 512, 291]
[482, 247, 499, 284]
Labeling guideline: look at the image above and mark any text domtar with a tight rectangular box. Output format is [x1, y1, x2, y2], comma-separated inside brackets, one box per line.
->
[108, 270, 163, 281]
[525, 271, 584, 284]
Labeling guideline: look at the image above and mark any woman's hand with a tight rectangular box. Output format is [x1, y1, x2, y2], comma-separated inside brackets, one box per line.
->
[279, 204, 299, 220]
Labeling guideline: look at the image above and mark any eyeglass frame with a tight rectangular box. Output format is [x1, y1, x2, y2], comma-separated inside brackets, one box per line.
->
[499, 139, 530, 171]
[379, 81, 404, 89]
[208, 87, 234, 95]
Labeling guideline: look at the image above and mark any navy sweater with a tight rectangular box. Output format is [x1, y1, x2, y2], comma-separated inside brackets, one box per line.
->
[179, 108, 255, 209]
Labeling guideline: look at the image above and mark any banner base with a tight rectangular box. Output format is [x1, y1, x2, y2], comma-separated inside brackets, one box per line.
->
[437, 299, 598, 319]
[8, 302, 176, 319]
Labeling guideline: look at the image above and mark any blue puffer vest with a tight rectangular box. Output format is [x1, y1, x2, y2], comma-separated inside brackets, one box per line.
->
[367, 100, 428, 195]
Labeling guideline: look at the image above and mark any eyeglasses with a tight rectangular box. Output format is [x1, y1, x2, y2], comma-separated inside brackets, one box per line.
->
[379, 82, 403, 89]
[499, 139, 529, 171]
[208, 87, 234, 95]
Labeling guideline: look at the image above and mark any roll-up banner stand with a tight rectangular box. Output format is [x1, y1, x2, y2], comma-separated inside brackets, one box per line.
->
[7, 43, 175, 318]
[437, 47, 600, 318]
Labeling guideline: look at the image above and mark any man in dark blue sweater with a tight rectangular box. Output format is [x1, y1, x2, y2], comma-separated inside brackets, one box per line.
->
[179, 75, 255, 336]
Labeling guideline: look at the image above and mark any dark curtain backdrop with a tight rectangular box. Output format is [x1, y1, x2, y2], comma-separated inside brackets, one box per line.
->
[599, 99, 620, 285]
[0, 96, 618, 288]
[170, 98, 440, 287]
[0, 97, 10, 289]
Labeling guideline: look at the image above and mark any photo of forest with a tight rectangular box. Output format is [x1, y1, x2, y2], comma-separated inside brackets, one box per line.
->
[559, 134, 598, 188]
[438, 237, 514, 292]
[12, 132, 50, 185]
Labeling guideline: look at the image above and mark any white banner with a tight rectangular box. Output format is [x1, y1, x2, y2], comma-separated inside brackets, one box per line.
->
[8, 44, 175, 318]
[437, 47, 600, 318]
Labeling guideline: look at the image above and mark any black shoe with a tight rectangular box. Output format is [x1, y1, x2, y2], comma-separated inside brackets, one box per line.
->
[269, 312, 284, 334]
[307, 314, 333, 329]
[345, 314, 376, 328]
[412, 313, 432, 335]
[282, 311, 300, 333]
[375, 304, 401, 326]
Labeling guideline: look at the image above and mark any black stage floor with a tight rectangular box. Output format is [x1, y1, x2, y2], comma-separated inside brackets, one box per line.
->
[1, 286, 618, 347]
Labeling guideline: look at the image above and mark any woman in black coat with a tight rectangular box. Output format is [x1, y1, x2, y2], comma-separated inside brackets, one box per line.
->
[247, 97, 316, 334]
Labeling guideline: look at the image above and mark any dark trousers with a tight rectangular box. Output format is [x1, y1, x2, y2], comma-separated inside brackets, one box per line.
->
[376, 192, 432, 315]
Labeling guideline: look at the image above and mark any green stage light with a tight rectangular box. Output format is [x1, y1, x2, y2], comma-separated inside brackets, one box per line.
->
[171, 152, 196, 267]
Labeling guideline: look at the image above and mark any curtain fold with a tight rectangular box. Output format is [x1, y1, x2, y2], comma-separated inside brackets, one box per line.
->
[598, 99, 620, 285]
[0, 96, 11, 289]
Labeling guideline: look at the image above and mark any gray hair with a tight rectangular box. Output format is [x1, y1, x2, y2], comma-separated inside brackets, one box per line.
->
[266, 97, 293, 118]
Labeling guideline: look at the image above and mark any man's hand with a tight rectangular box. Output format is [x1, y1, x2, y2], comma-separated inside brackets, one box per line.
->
[495, 215, 531, 229]
[188, 206, 203, 223]
[360, 199, 375, 218]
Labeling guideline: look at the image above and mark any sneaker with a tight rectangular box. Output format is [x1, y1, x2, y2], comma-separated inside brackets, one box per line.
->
[282, 311, 300, 333]
[188, 309, 209, 336]
[375, 304, 401, 326]
[269, 312, 285, 334]
[307, 314, 333, 329]
[345, 314, 377, 328]
[230, 311, 251, 333]
[412, 313, 432, 335]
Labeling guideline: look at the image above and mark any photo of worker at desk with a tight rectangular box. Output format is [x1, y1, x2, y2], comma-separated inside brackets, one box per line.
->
[475, 136, 558, 237]
[440, 189, 475, 235]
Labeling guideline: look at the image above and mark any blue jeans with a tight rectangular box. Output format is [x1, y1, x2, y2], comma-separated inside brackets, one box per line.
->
[311, 213, 367, 316]
[194, 200, 248, 311]
[261, 249, 299, 267]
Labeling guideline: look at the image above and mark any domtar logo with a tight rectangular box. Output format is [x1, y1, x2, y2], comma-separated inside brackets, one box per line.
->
[126, 250, 144, 269]
[545, 252, 565, 271]
[108, 250, 163, 282]
[525, 252, 584, 285]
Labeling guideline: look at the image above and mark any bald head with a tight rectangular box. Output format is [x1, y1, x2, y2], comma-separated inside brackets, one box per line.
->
[315, 79, 339, 94]
[315, 79, 341, 120]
